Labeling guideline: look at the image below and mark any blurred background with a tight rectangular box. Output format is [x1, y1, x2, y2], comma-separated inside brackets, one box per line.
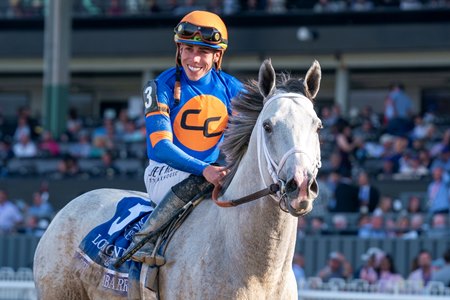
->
[0, 0, 450, 299]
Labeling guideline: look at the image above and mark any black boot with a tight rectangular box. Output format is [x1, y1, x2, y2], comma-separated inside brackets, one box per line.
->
[130, 175, 212, 265]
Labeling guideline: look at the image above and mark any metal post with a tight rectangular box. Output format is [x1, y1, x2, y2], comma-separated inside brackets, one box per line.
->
[334, 63, 350, 117]
[43, 0, 72, 138]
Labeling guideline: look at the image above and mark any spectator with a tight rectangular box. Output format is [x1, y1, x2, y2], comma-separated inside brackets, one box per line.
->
[24, 191, 54, 237]
[173, 0, 206, 15]
[240, 0, 268, 12]
[418, 149, 433, 170]
[206, 0, 223, 14]
[122, 119, 145, 143]
[398, 152, 429, 177]
[334, 120, 355, 177]
[356, 170, 380, 214]
[267, 0, 287, 13]
[431, 248, 450, 287]
[65, 107, 83, 141]
[317, 251, 353, 282]
[0, 189, 23, 233]
[331, 213, 355, 235]
[358, 212, 389, 239]
[92, 116, 116, 154]
[355, 247, 383, 284]
[107, 0, 124, 16]
[313, 0, 347, 12]
[402, 213, 425, 239]
[426, 213, 450, 238]
[377, 157, 396, 180]
[410, 114, 435, 141]
[320, 106, 338, 128]
[56, 154, 81, 178]
[143, 0, 162, 13]
[377, 253, 404, 292]
[406, 195, 423, 214]
[13, 133, 37, 158]
[430, 146, 450, 174]
[332, 172, 359, 213]
[69, 131, 94, 158]
[373, 195, 394, 215]
[384, 82, 414, 136]
[26, 191, 54, 220]
[408, 250, 433, 286]
[114, 108, 130, 138]
[325, 171, 340, 211]
[293, 252, 306, 284]
[39, 130, 60, 157]
[308, 216, 328, 235]
[426, 166, 450, 215]
[6, 0, 25, 18]
[350, 0, 374, 11]
[395, 212, 410, 236]
[90, 150, 120, 178]
[400, 0, 423, 9]
[353, 136, 368, 167]
[430, 128, 450, 158]
[223, 0, 240, 14]
[13, 115, 31, 142]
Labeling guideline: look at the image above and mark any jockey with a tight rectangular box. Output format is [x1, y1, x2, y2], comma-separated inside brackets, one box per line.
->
[130, 11, 243, 265]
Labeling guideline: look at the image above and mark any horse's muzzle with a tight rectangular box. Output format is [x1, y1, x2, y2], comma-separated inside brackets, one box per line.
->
[284, 171, 318, 216]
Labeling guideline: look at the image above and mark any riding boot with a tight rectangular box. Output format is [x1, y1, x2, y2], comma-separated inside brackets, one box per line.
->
[130, 174, 212, 265]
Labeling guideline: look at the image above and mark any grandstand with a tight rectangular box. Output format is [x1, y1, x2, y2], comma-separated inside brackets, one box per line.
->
[0, 1, 450, 299]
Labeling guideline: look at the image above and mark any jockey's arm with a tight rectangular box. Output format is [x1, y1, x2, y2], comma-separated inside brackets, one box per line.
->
[151, 138, 208, 176]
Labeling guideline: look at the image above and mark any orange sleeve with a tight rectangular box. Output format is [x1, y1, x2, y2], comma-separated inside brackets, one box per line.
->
[149, 131, 173, 148]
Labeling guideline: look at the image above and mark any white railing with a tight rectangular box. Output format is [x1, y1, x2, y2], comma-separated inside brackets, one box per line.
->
[299, 290, 450, 300]
[298, 277, 450, 300]
[0, 281, 36, 300]
[0, 267, 36, 300]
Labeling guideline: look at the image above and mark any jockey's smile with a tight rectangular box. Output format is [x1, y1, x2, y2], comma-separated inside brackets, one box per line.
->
[179, 43, 221, 81]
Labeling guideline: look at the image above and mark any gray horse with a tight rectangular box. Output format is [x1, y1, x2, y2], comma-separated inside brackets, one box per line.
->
[34, 59, 322, 300]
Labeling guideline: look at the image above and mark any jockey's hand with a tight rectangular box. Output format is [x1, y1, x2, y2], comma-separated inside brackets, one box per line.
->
[203, 165, 229, 186]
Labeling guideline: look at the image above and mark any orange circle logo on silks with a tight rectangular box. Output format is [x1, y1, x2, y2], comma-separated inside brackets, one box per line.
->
[174, 95, 228, 152]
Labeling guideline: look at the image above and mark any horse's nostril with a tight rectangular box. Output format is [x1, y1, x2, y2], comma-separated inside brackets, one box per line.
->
[309, 179, 318, 194]
[285, 178, 298, 194]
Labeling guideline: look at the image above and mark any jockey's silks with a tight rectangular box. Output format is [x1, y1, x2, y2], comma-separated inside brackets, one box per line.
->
[143, 67, 243, 175]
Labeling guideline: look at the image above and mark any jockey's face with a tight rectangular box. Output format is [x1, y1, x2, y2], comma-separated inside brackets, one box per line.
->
[179, 44, 220, 81]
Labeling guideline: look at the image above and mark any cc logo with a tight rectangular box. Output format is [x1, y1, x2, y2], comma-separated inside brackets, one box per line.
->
[174, 95, 228, 151]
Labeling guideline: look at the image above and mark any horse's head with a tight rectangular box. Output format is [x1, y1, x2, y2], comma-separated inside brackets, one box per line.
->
[255, 59, 322, 216]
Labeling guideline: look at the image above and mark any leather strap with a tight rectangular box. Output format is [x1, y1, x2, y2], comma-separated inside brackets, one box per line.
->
[211, 183, 280, 207]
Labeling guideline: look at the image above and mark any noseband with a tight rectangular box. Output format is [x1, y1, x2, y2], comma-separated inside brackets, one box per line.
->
[212, 93, 321, 216]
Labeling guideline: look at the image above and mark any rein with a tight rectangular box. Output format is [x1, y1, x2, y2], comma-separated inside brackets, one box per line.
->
[212, 182, 280, 207]
[212, 93, 320, 213]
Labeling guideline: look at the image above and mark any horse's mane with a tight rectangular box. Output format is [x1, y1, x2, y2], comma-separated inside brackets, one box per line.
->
[220, 73, 308, 189]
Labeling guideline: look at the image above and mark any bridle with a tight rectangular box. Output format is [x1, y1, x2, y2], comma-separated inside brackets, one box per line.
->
[212, 92, 321, 216]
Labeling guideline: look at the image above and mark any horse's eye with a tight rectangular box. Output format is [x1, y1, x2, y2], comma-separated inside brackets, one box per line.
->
[263, 121, 272, 133]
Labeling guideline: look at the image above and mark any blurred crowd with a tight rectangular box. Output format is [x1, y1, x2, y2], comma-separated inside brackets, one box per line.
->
[1, 0, 450, 19]
[293, 82, 450, 242]
[0, 81, 449, 240]
[294, 247, 450, 290]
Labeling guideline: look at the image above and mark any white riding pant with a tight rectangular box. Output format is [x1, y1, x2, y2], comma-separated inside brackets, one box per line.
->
[143, 160, 190, 205]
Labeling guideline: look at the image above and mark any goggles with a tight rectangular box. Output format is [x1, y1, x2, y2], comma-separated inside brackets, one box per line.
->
[174, 22, 227, 45]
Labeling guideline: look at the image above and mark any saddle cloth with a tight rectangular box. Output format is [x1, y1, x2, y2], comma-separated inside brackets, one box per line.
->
[73, 196, 154, 297]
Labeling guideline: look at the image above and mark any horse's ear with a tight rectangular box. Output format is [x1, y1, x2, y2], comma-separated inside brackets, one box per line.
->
[258, 59, 276, 100]
[303, 60, 321, 100]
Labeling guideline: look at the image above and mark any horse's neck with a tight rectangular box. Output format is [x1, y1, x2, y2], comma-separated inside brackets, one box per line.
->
[220, 136, 298, 279]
